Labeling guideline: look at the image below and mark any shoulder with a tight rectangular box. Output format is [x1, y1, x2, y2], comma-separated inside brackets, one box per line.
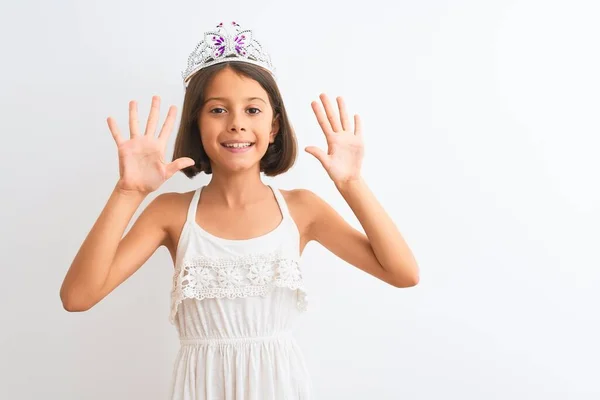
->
[136, 189, 196, 259]
[280, 187, 323, 213]
[279, 188, 330, 241]
[147, 190, 194, 217]
[280, 187, 319, 204]
[145, 189, 194, 235]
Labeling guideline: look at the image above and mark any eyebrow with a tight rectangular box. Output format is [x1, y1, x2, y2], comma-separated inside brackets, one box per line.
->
[204, 97, 267, 105]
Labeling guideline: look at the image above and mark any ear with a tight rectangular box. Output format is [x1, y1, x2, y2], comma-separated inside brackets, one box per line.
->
[270, 114, 280, 143]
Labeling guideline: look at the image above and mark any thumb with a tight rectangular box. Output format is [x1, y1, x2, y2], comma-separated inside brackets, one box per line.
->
[165, 157, 195, 179]
[305, 146, 328, 166]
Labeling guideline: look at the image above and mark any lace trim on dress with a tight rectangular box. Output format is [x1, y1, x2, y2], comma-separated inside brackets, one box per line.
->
[170, 251, 308, 323]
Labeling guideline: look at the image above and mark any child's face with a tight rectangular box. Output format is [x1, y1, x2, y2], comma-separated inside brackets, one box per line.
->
[198, 67, 279, 174]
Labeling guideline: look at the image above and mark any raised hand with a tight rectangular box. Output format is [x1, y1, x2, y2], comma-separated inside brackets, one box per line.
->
[107, 96, 195, 195]
[305, 93, 364, 186]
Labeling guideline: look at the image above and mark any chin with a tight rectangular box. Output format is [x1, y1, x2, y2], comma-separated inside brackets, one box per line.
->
[219, 157, 262, 172]
[219, 164, 261, 175]
[206, 144, 268, 171]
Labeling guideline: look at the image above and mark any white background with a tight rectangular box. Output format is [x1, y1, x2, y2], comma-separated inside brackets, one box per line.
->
[1, 0, 599, 398]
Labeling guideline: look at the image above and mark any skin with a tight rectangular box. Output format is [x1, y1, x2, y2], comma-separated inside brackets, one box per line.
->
[59, 66, 420, 312]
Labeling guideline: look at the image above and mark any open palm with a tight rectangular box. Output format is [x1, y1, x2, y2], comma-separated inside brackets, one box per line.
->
[305, 94, 364, 185]
[107, 96, 195, 195]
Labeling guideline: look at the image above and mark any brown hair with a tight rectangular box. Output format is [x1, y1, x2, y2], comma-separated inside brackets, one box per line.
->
[172, 61, 297, 178]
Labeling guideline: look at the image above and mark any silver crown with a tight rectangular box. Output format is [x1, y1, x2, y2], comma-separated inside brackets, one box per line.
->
[181, 21, 275, 89]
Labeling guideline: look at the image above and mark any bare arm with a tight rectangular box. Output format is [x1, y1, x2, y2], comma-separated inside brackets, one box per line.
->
[59, 185, 168, 311]
[304, 94, 419, 287]
[60, 95, 194, 311]
[303, 185, 419, 288]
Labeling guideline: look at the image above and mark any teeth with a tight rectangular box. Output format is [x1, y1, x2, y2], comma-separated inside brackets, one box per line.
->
[223, 142, 252, 148]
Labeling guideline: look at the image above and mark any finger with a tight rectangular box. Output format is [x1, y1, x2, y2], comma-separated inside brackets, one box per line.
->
[158, 105, 178, 145]
[304, 146, 329, 168]
[144, 95, 161, 136]
[354, 114, 362, 137]
[165, 157, 196, 179]
[319, 93, 342, 132]
[337, 96, 350, 132]
[311, 101, 334, 138]
[129, 100, 140, 138]
[107, 117, 124, 146]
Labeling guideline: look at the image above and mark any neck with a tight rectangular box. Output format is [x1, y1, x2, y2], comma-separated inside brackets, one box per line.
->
[203, 168, 271, 208]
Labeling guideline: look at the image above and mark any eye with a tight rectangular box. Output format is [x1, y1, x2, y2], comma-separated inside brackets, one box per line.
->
[208, 107, 261, 115]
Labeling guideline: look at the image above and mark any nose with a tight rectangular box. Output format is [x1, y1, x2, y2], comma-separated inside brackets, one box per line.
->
[228, 110, 246, 133]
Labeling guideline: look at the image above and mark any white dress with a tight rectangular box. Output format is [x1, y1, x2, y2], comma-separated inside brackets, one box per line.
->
[169, 185, 312, 400]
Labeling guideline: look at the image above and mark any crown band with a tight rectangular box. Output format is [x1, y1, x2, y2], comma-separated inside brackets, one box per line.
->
[181, 21, 275, 89]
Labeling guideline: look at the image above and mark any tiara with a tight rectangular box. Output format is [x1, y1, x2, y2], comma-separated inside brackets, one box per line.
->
[181, 21, 275, 89]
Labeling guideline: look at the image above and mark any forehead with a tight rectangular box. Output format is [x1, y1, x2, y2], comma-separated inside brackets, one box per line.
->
[204, 67, 267, 99]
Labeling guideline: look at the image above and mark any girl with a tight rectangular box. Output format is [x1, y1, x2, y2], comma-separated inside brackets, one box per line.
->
[60, 21, 419, 400]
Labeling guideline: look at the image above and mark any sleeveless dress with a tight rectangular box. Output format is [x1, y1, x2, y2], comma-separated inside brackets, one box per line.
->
[169, 185, 312, 400]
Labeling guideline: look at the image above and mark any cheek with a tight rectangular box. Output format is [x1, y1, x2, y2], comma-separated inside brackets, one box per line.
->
[199, 121, 220, 143]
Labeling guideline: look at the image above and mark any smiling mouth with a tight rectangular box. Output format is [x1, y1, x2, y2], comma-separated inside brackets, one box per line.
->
[221, 142, 255, 149]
